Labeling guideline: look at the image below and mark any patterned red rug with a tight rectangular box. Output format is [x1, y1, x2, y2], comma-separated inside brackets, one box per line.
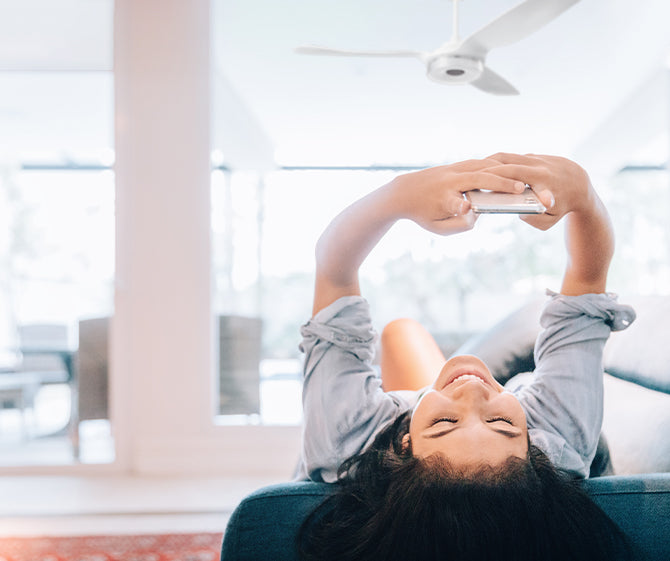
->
[0, 532, 223, 561]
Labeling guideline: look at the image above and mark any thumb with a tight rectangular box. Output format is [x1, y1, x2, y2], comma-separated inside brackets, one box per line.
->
[444, 193, 469, 217]
[535, 189, 555, 212]
[429, 211, 478, 236]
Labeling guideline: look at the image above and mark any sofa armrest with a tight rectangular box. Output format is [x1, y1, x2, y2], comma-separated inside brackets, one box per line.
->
[582, 474, 670, 560]
[221, 482, 332, 561]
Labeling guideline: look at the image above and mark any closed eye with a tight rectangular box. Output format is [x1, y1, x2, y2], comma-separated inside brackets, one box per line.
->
[487, 416, 513, 425]
[430, 417, 457, 426]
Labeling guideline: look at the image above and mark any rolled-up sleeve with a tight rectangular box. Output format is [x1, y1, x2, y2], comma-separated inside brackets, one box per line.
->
[514, 291, 636, 477]
[298, 296, 404, 482]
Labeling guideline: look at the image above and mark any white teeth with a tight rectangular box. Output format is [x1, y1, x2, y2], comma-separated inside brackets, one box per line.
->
[452, 374, 485, 384]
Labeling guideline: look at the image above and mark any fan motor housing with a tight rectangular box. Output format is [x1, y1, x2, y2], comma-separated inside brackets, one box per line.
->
[426, 54, 483, 84]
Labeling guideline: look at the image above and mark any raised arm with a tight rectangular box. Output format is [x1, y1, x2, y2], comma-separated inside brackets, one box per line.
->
[560, 195, 613, 296]
[312, 160, 527, 315]
[486, 153, 613, 296]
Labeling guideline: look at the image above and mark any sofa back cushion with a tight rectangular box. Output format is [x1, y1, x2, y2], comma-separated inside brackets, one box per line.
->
[603, 296, 670, 394]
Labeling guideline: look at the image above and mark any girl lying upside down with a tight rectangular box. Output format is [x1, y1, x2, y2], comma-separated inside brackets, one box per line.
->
[296, 153, 636, 561]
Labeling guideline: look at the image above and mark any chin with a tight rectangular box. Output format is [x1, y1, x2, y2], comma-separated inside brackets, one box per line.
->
[435, 355, 498, 390]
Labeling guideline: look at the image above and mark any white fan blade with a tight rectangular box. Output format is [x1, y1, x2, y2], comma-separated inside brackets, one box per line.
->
[458, 0, 580, 58]
[470, 66, 519, 96]
[295, 45, 424, 59]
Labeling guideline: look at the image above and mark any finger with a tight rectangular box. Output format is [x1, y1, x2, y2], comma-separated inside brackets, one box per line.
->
[450, 158, 501, 173]
[459, 210, 479, 231]
[484, 153, 505, 164]
[460, 171, 526, 193]
[450, 156, 530, 175]
[487, 163, 548, 182]
[533, 189, 555, 211]
[487, 152, 546, 166]
[432, 211, 478, 235]
[457, 195, 471, 215]
[438, 192, 470, 217]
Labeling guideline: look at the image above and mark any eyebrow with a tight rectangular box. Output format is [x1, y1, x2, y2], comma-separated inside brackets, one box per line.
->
[426, 426, 522, 439]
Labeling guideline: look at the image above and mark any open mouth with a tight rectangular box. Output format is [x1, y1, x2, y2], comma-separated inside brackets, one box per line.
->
[435, 355, 499, 392]
[449, 373, 487, 386]
[440, 370, 494, 391]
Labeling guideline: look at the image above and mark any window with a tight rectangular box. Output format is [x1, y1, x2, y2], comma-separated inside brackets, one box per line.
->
[607, 165, 670, 295]
[0, 69, 113, 466]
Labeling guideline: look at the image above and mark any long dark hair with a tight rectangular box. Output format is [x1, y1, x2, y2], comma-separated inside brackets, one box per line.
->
[298, 411, 633, 561]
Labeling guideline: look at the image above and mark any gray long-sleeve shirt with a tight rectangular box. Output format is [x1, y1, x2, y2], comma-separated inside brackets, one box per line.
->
[296, 292, 635, 482]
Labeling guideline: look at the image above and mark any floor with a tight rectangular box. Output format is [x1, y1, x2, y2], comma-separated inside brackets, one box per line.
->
[0, 474, 283, 537]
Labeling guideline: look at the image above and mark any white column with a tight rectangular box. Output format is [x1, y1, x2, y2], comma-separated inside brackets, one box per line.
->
[113, 0, 213, 472]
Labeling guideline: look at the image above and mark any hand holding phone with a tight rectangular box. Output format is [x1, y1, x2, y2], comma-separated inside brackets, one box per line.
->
[465, 187, 546, 214]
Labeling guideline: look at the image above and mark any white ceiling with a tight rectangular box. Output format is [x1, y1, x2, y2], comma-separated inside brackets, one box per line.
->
[0, 0, 669, 173]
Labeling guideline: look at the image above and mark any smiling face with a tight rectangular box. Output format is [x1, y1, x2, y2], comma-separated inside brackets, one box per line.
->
[408, 355, 528, 469]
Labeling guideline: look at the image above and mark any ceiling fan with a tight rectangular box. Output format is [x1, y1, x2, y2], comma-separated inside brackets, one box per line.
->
[295, 0, 580, 95]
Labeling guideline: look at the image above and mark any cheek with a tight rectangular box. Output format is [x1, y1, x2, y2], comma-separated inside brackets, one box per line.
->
[409, 391, 439, 434]
[500, 392, 528, 428]
[408, 405, 421, 440]
[407, 414, 428, 457]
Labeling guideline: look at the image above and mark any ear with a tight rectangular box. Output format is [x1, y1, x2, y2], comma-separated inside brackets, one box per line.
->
[401, 433, 411, 453]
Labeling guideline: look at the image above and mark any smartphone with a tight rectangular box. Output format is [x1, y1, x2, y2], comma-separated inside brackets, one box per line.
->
[465, 187, 546, 214]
